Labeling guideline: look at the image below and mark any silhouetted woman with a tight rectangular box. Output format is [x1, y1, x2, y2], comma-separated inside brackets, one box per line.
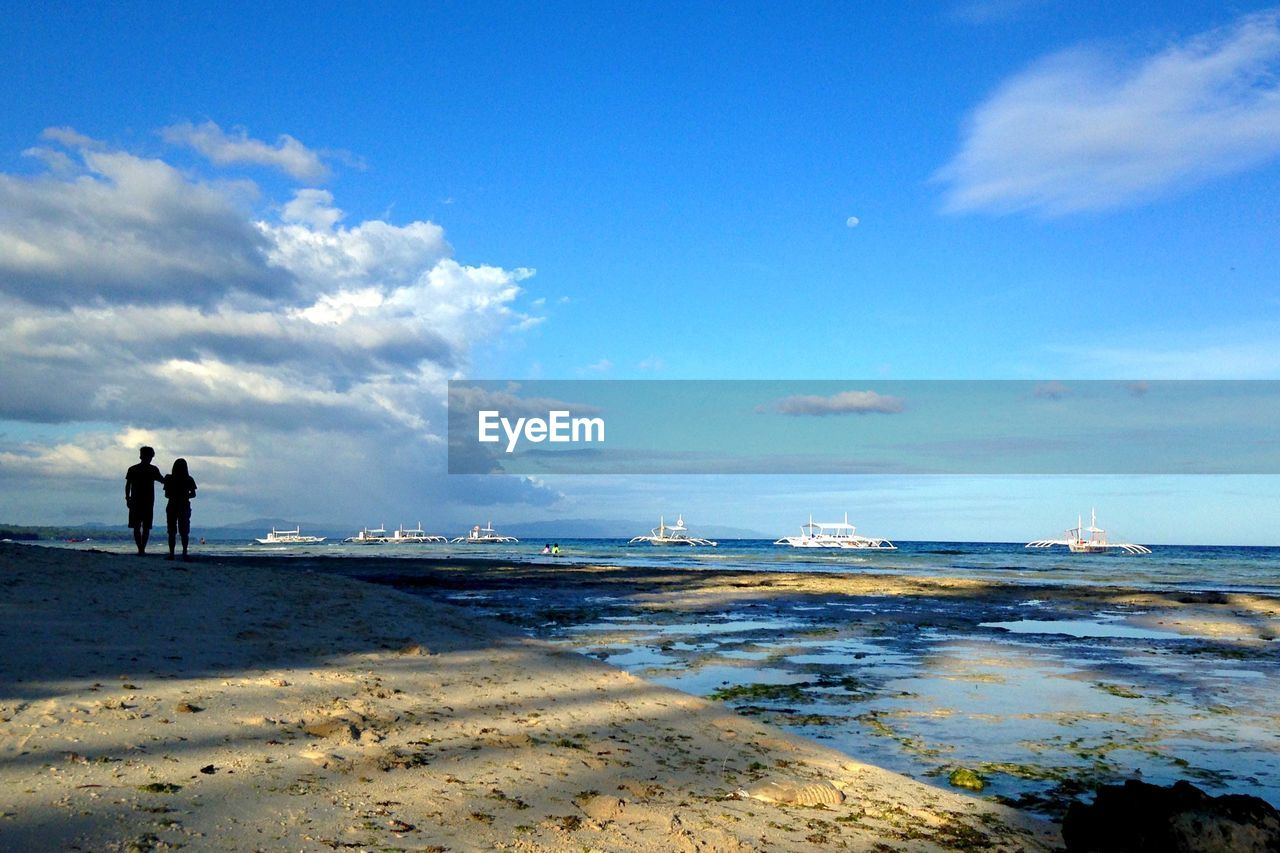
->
[163, 458, 198, 561]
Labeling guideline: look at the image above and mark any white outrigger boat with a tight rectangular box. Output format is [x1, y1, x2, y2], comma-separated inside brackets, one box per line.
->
[774, 514, 896, 550]
[628, 515, 717, 547]
[1026, 509, 1151, 555]
[343, 525, 391, 544]
[391, 523, 448, 543]
[451, 522, 519, 544]
[255, 527, 326, 545]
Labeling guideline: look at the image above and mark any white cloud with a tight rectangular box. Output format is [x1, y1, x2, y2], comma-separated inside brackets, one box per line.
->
[281, 188, 344, 229]
[163, 120, 330, 182]
[764, 390, 906, 416]
[936, 10, 1280, 214]
[0, 128, 554, 524]
[0, 133, 284, 306]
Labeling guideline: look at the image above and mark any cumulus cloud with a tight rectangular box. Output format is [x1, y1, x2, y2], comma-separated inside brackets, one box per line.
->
[763, 390, 905, 416]
[0, 135, 286, 306]
[0, 127, 553, 524]
[936, 10, 1280, 214]
[163, 120, 330, 182]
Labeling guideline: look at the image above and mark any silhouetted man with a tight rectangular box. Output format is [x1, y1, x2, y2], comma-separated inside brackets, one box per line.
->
[125, 446, 164, 555]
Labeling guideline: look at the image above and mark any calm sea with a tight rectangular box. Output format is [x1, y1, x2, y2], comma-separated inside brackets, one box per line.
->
[133, 537, 1280, 594]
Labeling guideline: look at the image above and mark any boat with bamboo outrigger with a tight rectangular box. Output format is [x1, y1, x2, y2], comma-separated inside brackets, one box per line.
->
[1026, 509, 1151, 555]
[343, 525, 391, 544]
[255, 527, 326, 545]
[390, 524, 448, 543]
[774, 513, 896, 550]
[451, 522, 519, 544]
[628, 515, 717, 547]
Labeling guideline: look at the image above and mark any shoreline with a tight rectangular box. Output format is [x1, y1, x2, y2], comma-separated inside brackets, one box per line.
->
[1, 543, 1059, 851]
[43, 539, 1280, 598]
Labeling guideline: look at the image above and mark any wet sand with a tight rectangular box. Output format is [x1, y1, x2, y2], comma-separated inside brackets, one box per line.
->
[0, 544, 1057, 851]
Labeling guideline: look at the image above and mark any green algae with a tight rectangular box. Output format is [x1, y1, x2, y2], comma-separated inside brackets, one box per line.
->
[1093, 682, 1142, 699]
[947, 767, 986, 791]
[708, 682, 808, 702]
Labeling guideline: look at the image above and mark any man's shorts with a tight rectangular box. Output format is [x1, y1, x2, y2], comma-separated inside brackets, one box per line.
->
[128, 502, 155, 530]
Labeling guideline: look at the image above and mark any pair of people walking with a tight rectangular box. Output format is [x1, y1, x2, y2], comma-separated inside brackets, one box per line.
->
[125, 446, 197, 560]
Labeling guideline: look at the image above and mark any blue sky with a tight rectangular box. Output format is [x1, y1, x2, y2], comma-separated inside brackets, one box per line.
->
[1, 2, 1278, 542]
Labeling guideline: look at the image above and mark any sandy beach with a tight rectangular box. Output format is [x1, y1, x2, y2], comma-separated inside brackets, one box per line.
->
[0, 543, 1060, 851]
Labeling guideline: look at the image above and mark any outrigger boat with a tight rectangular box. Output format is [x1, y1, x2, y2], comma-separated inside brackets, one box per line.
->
[255, 527, 326, 545]
[390, 523, 448, 543]
[1026, 509, 1151, 555]
[628, 515, 717, 546]
[451, 522, 519, 544]
[774, 514, 895, 550]
[343, 525, 391, 544]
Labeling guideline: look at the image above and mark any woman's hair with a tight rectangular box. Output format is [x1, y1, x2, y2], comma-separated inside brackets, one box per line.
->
[171, 458, 189, 478]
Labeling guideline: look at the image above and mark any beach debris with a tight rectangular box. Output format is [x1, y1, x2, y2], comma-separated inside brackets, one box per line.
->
[372, 748, 429, 771]
[1063, 779, 1280, 852]
[199, 764, 217, 774]
[175, 702, 203, 714]
[137, 782, 182, 794]
[947, 767, 986, 791]
[545, 814, 582, 831]
[740, 779, 845, 806]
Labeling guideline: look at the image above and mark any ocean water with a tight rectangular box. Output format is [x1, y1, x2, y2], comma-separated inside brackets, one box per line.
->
[108, 536, 1280, 594]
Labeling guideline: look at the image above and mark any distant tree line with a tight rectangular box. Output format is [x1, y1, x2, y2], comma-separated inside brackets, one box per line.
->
[0, 524, 132, 543]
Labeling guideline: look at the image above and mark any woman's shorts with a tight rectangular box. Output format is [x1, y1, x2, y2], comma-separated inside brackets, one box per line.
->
[166, 504, 191, 536]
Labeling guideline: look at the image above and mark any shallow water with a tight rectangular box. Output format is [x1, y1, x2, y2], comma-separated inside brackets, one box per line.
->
[979, 619, 1191, 640]
[401, 566, 1280, 817]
